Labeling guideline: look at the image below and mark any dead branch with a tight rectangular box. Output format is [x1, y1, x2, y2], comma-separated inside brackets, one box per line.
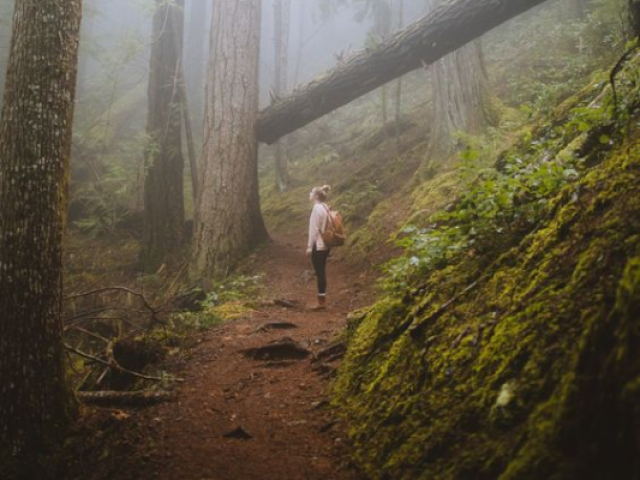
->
[65, 343, 165, 382]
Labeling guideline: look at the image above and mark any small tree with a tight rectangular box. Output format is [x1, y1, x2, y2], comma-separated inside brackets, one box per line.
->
[0, 0, 82, 469]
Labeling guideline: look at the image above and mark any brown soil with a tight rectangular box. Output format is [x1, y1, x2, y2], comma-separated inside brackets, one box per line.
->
[59, 237, 374, 480]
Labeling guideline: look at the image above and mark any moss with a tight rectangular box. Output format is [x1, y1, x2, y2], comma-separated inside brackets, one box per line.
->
[333, 61, 640, 479]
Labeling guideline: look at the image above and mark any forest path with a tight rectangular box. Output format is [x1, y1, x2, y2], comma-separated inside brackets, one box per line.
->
[108, 236, 372, 480]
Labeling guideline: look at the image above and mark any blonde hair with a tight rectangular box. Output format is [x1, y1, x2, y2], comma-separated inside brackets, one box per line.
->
[312, 185, 331, 202]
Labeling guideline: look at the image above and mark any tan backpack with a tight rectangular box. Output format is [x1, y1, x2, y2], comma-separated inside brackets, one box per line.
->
[321, 204, 346, 247]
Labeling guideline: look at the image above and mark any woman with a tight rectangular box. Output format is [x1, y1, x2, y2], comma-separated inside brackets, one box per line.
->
[307, 185, 332, 311]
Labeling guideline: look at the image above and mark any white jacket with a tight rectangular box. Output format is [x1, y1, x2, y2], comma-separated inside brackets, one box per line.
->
[308, 202, 330, 252]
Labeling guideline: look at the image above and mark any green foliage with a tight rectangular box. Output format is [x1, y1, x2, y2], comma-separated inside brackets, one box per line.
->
[488, 0, 629, 118]
[201, 274, 265, 308]
[334, 55, 640, 479]
[382, 61, 637, 293]
[172, 274, 265, 332]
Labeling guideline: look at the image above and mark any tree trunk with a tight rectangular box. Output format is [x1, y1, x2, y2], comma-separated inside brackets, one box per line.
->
[429, 38, 496, 159]
[274, 0, 291, 192]
[293, 0, 305, 87]
[0, 0, 82, 467]
[185, 0, 207, 126]
[141, 0, 185, 272]
[191, 0, 268, 279]
[631, 0, 640, 36]
[0, 0, 13, 109]
[394, 0, 405, 129]
[256, 0, 548, 145]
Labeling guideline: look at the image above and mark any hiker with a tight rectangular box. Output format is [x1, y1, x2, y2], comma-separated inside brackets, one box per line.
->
[307, 185, 332, 311]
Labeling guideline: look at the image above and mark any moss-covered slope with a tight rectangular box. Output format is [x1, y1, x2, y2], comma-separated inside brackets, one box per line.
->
[334, 58, 640, 479]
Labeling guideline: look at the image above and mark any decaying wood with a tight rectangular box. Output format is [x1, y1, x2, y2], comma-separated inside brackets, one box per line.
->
[77, 390, 175, 407]
[256, 0, 548, 144]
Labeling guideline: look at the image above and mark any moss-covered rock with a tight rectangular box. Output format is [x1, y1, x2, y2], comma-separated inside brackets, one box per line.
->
[333, 59, 640, 479]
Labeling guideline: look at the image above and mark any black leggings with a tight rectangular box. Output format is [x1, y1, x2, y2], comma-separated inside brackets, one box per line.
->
[311, 247, 330, 296]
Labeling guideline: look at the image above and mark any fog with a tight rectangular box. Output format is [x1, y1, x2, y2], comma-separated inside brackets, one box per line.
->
[0, 0, 433, 112]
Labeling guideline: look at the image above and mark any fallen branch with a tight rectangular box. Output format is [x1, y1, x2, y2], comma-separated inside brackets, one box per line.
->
[77, 390, 175, 407]
[64, 286, 165, 326]
[65, 343, 165, 382]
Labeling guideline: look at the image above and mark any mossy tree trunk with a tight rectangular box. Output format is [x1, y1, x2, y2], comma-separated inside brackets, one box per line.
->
[0, 0, 82, 468]
[191, 0, 269, 279]
[142, 0, 185, 272]
[274, 0, 291, 193]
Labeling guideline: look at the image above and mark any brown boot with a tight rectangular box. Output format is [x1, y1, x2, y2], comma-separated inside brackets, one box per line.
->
[310, 295, 327, 312]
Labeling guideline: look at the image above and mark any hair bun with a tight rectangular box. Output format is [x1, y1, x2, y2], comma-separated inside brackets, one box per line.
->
[322, 185, 332, 193]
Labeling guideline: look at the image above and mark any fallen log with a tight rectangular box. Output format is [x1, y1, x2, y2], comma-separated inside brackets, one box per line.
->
[256, 0, 548, 144]
[77, 390, 175, 407]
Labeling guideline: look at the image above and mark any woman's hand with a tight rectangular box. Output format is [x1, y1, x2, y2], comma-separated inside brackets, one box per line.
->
[306, 247, 312, 257]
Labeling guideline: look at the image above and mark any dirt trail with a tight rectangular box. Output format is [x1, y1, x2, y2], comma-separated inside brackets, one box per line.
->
[75, 237, 372, 480]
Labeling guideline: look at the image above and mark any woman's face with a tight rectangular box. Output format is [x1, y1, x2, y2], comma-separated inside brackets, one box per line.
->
[309, 190, 316, 203]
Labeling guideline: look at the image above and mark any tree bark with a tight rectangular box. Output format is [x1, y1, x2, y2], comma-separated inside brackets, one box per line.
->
[274, 0, 291, 192]
[191, 0, 268, 279]
[429, 38, 496, 159]
[631, 0, 640, 36]
[256, 0, 548, 145]
[141, 0, 185, 272]
[0, 0, 82, 466]
[185, 0, 207, 126]
[0, 0, 13, 109]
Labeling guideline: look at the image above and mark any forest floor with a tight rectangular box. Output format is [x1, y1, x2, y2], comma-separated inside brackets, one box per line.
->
[61, 235, 374, 480]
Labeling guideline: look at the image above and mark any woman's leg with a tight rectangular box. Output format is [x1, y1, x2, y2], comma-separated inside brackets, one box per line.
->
[311, 247, 329, 297]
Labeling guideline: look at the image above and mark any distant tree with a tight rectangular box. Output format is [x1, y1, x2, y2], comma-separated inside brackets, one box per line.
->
[274, 0, 291, 192]
[358, 0, 393, 125]
[631, 0, 640, 35]
[567, 0, 587, 18]
[185, 0, 207, 125]
[428, 0, 498, 161]
[0, 0, 82, 469]
[320, 0, 394, 125]
[191, 0, 268, 278]
[394, 0, 404, 126]
[141, 0, 186, 271]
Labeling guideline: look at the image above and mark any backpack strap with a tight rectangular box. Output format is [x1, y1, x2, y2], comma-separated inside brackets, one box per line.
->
[321, 203, 334, 231]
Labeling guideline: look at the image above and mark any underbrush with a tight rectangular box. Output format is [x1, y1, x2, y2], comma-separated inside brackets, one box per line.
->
[63, 231, 266, 394]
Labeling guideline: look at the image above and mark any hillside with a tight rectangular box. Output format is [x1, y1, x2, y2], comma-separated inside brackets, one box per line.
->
[331, 53, 640, 479]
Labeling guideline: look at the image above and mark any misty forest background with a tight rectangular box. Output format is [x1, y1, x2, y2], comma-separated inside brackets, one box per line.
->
[0, 0, 639, 478]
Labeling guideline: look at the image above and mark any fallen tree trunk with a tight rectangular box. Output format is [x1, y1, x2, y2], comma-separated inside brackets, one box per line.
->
[256, 0, 548, 144]
[77, 390, 175, 407]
